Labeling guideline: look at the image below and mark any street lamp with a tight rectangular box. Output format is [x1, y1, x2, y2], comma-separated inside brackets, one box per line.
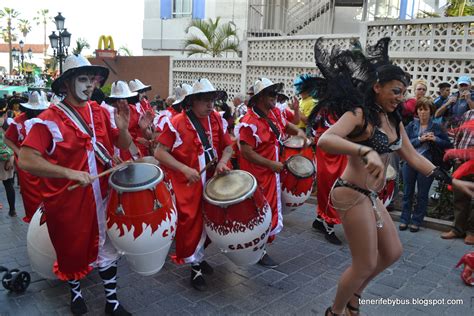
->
[19, 40, 25, 74]
[49, 12, 72, 74]
[11, 48, 20, 73]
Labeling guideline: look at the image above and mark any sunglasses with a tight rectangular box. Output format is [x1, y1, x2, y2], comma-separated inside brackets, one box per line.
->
[416, 88, 427, 91]
[459, 83, 469, 87]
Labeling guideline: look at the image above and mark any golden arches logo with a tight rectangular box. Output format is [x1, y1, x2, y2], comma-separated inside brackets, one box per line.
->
[98, 35, 115, 50]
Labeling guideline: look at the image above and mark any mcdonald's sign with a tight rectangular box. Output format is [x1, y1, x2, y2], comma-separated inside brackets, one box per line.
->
[96, 35, 117, 58]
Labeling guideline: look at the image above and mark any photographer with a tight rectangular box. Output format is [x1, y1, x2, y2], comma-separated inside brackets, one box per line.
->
[435, 76, 474, 130]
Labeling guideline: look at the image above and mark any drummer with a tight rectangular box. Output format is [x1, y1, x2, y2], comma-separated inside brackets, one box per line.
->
[153, 83, 192, 136]
[128, 79, 155, 156]
[154, 78, 233, 291]
[18, 55, 132, 316]
[106, 80, 152, 161]
[234, 78, 307, 268]
[4, 91, 48, 223]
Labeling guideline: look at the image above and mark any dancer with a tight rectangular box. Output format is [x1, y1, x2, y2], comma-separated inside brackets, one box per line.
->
[19, 55, 132, 315]
[307, 38, 474, 316]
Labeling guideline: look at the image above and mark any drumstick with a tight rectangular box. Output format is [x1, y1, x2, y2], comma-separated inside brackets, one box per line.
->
[187, 157, 218, 186]
[67, 160, 132, 191]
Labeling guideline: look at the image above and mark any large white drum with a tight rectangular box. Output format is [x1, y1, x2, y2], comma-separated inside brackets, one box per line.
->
[107, 163, 177, 276]
[203, 170, 272, 266]
[26, 207, 57, 279]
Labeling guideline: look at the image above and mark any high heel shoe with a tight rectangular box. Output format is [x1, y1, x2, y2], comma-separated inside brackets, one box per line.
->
[346, 293, 361, 315]
[325, 307, 344, 316]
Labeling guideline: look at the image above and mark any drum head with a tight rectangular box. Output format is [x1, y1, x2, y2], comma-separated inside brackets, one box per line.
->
[110, 163, 163, 192]
[286, 155, 315, 178]
[386, 165, 396, 181]
[204, 170, 257, 206]
[283, 136, 306, 149]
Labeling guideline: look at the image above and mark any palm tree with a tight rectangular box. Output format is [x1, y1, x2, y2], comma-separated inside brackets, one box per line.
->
[72, 38, 90, 55]
[18, 19, 31, 38]
[445, 0, 474, 16]
[184, 17, 239, 57]
[33, 9, 51, 56]
[0, 7, 20, 74]
[118, 45, 133, 56]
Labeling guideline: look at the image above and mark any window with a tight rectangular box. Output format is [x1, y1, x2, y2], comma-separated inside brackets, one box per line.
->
[173, 0, 192, 18]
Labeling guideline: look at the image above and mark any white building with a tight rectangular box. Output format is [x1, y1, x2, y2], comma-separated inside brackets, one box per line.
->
[142, 0, 449, 57]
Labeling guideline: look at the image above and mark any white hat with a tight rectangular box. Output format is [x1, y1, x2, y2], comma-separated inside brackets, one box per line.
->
[128, 79, 151, 92]
[183, 78, 227, 106]
[107, 81, 137, 100]
[20, 91, 49, 110]
[51, 54, 109, 94]
[173, 83, 193, 105]
[248, 78, 283, 106]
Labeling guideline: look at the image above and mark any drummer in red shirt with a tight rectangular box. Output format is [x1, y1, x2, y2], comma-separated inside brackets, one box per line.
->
[153, 83, 192, 136]
[128, 79, 154, 156]
[4, 91, 48, 223]
[154, 78, 233, 291]
[18, 55, 132, 316]
[235, 78, 307, 268]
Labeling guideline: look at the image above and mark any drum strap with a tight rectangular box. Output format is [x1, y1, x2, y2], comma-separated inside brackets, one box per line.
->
[185, 110, 216, 165]
[56, 101, 113, 168]
[252, 106, 283, 154]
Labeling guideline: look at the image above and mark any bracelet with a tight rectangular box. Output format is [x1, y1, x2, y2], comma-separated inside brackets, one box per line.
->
[427, 167, 453, 185]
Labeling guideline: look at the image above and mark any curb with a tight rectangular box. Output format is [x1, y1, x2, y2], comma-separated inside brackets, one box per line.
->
[306, 196, 453, 232]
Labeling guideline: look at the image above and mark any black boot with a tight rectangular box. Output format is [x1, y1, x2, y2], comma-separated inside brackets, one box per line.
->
[99, 261, 131, 316]
[68, 280, 88, 315]
[324, 223, 342, 245]
[312, 216, 325, 232]
[190, 265, 207, 291]
[199, 261, 214, 275]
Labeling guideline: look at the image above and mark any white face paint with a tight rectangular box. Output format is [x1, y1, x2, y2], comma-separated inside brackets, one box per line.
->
[74, 75, 94, 101]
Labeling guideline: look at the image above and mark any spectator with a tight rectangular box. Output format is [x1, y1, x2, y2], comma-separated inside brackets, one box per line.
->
[233, 93, 247, 121]
[433, 82, 451, 124]
[293, 74, 317, 130]
[400, 97, 451, 232]
[435, 76, 474, 130]
[0, 106, 16, 216]
[441, 109, 474, 245]
[402, 79, 428, 125]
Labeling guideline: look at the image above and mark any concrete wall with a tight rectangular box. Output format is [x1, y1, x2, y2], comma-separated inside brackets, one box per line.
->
[88, 55, 171, 99]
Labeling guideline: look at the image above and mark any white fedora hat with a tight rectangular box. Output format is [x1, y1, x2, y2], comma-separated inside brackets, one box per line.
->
[51, 54, 109, 94]
[128, 79, 151, 92]
[107, 81, 138, 100]
[183, 78, 227, 106]
[248, 78, 283, 106]
[173, 83, 193, 106]
[20, 91, 49, 110]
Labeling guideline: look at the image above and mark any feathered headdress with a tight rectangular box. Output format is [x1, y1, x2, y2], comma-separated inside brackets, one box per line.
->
[307, 37, 410, 127]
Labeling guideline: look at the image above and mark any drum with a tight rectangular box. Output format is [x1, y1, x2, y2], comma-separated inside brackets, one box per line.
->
[281, 155, 316, 208]
[282, 136, 314, 162]
[107, 163, 177, 276]
[26, 207, 57, 279]
[203, 170, 272, 266]
[379, 165, 397, 207]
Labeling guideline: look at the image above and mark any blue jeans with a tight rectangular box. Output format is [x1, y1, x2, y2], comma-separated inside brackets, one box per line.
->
[400, 162, 434, 226]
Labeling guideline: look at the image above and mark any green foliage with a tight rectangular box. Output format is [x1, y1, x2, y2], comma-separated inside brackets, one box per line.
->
[0, 7, 21, 74]
[72, 38, 91, 55]
[118, 46, 133, 56]
[101, 83, 112, 96]
[17, 18, 31, 38]
[184, 17, 240, 57]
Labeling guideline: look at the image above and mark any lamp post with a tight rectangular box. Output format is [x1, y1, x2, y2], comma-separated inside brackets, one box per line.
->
[19, 40, 25, 74]
[11, 48, 20, 73]
[48, 12, 72, 74]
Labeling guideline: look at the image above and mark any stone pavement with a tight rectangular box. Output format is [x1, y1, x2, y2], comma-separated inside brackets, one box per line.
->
[0, 186, 473, 316]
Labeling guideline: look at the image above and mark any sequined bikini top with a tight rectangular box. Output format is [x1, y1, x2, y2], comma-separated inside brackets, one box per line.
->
[354, 127, 402, 154]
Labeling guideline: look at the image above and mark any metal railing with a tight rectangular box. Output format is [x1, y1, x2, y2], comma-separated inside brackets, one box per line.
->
[246, 0, 335, 37]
